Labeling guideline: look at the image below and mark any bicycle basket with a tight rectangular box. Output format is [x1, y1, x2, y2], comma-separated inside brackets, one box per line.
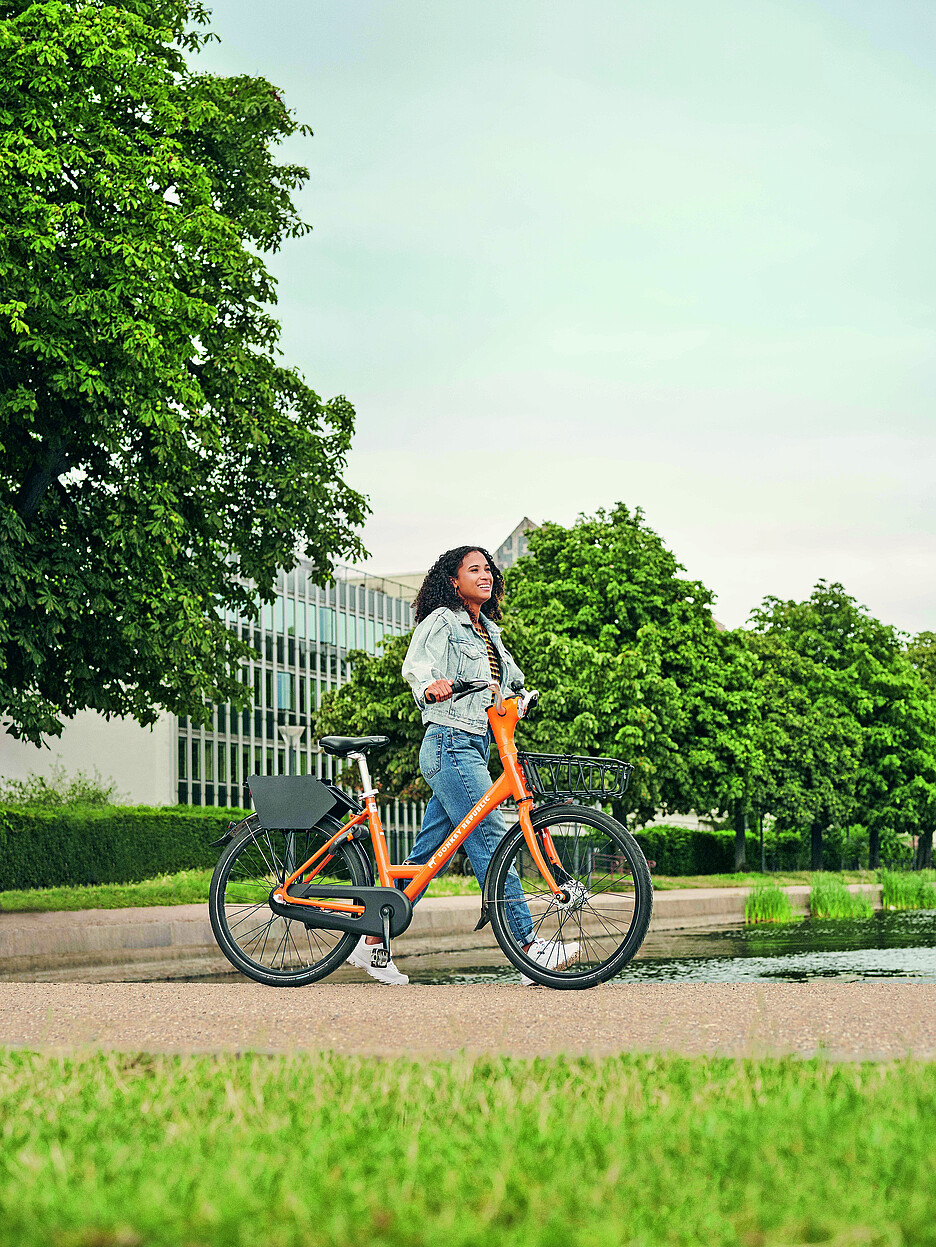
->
[516, 752, 633, 802]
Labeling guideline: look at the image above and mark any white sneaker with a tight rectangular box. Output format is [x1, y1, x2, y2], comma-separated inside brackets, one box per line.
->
[520, 937, 581, 985]
[346, 937, 409, 985]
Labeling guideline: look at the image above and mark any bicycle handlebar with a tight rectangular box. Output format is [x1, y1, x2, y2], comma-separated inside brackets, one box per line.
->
[425, 678, 504, 712]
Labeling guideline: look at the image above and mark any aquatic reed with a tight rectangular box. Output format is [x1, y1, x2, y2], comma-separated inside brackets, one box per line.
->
[744, 877, 796, 924]
[880, 869, 936, 911]
[809, 874, 873, 919]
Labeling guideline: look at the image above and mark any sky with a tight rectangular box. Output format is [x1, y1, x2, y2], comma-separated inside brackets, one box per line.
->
[195, 0, 935, 633]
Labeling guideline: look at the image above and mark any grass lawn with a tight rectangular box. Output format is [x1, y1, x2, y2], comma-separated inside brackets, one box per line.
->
[0, 868, 483, 912]
[0, 869, 881, 913]
[0, 1048, 933, 1247]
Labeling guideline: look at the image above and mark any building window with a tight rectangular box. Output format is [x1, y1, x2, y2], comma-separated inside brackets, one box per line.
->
[276, 672, 294, 710]
[274, 596, 284, 634]
[217, 743, 226, 784]
[205, 741, 214, 783]
[320, 607, 336, 645]
[178, 739, 187, 781]
[265, 669, 273, 708]
[286, 597, 295, 635]
[191, 740, 201, 781]
[230, 744, 238, 784]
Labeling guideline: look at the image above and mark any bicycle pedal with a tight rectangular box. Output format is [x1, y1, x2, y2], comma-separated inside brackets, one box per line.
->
[371, 948, 391, 968]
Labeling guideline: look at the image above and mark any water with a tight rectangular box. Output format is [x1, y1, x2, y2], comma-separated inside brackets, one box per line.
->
[401, 910, 936, 985]
[134, 910, 936, 986]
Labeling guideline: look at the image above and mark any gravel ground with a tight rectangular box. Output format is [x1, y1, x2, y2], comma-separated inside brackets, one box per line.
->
[1, 981, 934, 1060]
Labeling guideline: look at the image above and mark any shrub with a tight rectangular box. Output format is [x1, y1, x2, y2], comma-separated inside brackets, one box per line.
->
[745, 878, 796, 924]
[0, 763, 121, 808]
[633, 825, 759, 875]
[880, 869, 936, 911]
[809, 874, 873, 919]
[0, 805, 242, 892]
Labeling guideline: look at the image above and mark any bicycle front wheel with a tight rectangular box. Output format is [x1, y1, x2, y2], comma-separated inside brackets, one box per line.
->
[208, 821, 369, 986]
[487, 805, 653, 989]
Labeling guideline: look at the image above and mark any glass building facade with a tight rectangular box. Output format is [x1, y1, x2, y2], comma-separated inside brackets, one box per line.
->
[176, 561, 415, 810]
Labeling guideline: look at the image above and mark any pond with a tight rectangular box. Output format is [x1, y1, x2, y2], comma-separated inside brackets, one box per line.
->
[398, 910, 936, 985]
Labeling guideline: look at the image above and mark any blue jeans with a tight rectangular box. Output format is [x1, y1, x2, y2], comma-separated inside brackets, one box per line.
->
[408, 725, 533, 945]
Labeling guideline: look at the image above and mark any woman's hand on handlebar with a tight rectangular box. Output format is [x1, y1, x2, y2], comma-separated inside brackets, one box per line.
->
[424, 679, 454, 704]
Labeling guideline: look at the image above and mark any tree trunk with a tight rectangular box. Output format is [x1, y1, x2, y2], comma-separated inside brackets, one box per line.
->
[914, 829, 934, 870]
[734, 809, 747, 872]
[868, 825, 880, 870]
[810, 819, 823, 871]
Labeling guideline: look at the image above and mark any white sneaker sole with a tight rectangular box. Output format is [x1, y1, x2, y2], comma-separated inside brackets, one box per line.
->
[521, 946, 581, 985]
[346, 943, 409, 985]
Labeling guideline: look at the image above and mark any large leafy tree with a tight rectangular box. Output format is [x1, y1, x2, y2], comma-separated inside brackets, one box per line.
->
[748, 585, 936, 868]
[743, 627, 862, 869]
[1, 0, 367, 745]
[904, 631, 936, 867]
[503, 504, 757, 827]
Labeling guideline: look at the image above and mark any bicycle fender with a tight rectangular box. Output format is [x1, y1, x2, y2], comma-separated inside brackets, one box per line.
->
[475, 800, 578, 930]
[209, 812, 258, 849]
[268, 883, 411, 939]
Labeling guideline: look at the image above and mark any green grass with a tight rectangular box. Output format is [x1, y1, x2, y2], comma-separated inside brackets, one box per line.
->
[1, 1049, 935, 1247]
[809, 874, 874, 919]
[0, 867, 482, 912]
[880, 869, 936, 911]
[0, 868, 217, 912]
[0, 867, 888, 914]
[744, 877, 797, 924]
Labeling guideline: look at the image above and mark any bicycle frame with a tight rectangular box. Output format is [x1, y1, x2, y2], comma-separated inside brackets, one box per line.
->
[274, 692, 564, 917]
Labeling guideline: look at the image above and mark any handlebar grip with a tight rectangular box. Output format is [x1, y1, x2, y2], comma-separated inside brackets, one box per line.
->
[425, 678, 474, 705]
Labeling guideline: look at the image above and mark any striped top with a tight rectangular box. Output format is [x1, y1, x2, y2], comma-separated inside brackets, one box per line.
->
[475, 623, 501, 685]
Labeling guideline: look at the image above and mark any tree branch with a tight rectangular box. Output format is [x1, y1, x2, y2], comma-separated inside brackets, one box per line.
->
[16, 432, 69, 520]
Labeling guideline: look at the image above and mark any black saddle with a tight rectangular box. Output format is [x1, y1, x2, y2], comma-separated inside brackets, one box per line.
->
[319, 735, 390, 758]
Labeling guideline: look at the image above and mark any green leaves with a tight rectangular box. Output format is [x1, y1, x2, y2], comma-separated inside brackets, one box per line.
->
[748, 583, 936, 866]
[0, 1, 367, 744]
[504, 504, 737, 824]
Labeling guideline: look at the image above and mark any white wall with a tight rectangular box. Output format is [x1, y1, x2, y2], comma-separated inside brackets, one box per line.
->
[0, 710, 177, 806]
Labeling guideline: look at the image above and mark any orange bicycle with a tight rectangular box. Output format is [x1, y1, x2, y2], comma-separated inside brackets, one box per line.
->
[208, 681, 653, 989]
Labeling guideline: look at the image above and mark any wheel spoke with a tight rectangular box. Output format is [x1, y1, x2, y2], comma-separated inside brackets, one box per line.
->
[212, 827, 360, 982]
[488, 811, 652, 986]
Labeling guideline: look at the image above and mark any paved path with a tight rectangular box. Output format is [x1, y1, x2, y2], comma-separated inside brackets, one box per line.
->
[1, 981, 933, 1060]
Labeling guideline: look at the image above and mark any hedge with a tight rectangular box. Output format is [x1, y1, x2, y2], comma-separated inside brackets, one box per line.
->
[633, 825, 807, 875]
[0, 805, 244, 892]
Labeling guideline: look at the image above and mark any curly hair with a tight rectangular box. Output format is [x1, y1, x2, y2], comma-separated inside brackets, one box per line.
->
[413, 546, 505, 624]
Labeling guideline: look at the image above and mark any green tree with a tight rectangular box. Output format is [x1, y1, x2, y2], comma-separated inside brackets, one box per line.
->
[503, 504, 757, 829]
[1, 0, 367, 745]
[905, 631, 936, 867]
[744, 627, 862, 869]
[748, 585, 936, 869]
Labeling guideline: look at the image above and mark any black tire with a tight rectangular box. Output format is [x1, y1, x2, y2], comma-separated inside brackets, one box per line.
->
[208, 820, 371, 987]
[487, 804, 653, 989]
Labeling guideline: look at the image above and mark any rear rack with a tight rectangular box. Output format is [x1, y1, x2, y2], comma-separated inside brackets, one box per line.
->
[517, 752, 633, 802]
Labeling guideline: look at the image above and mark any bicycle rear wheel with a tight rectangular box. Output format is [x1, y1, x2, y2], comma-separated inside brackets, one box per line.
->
[209, 820, 370, 986]
[487, 805, 653, 989]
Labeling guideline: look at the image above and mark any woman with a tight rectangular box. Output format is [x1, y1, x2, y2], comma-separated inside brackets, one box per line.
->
[346, 545, 579, 985]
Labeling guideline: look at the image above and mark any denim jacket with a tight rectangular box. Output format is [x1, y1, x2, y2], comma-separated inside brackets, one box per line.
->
[402, 607, 525, 735]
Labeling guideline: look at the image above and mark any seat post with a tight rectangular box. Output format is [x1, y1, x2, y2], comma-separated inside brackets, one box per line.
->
[349, 751, 378, 799]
